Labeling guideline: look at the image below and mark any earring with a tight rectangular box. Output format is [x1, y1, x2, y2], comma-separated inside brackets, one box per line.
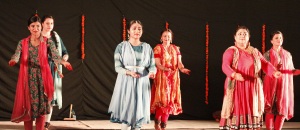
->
[160, 39, 162, 43]
[128, 34, 130, 40]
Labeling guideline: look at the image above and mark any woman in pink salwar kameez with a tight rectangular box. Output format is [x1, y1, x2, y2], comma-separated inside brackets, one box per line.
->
[263, 31, 300, 130]
[219, 26, 281, 130]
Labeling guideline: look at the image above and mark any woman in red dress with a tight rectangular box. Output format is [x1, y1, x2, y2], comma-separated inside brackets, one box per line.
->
[263, 31, 300, 130]
[150, 29, 190, 130]
[219, 26, 281, 130]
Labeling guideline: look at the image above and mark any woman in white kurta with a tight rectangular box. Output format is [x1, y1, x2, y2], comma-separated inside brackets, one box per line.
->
[108, 20, 156, 130]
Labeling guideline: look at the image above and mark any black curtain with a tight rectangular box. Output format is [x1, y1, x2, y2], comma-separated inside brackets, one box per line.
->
[1, 0, 300, 121]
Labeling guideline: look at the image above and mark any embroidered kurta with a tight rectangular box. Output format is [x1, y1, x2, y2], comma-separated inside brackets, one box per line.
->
[10, 36, 62, 122]
[108, 41, 156, 128]
[263, 48, 295, 120]
[150, 44, 182, 115]
[219, 46, 276, 130]
[48, 31, 68, 109]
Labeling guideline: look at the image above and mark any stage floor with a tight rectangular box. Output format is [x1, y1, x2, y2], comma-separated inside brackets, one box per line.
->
[1, 120, 300, 130]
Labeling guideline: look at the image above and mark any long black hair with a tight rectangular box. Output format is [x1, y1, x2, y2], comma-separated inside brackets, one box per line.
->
[27, 14, 41, 26]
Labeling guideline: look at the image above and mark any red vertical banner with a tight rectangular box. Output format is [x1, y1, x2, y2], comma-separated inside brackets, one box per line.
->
[123, 17, 126, 41]
[262, 24, 266, 54]
[81, 14, 85, 60]
[205, 23, 209, 105]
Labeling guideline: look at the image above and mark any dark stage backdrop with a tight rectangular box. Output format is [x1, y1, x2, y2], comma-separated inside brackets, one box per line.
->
[1, 0, 300, 122]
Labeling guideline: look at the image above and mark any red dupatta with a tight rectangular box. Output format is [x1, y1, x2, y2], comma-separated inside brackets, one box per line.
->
[11, 36, 54, 122]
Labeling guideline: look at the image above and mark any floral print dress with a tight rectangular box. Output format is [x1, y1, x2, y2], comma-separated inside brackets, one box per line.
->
[11, 39, 61, 118]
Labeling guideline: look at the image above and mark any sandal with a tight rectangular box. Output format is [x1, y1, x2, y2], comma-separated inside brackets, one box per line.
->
[44, 122, 50, 130]
[160, 122, 167, 130]
[154, 118, 161, 130]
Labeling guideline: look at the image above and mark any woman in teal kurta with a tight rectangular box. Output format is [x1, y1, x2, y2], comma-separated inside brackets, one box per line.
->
[41, 15, 69, 129]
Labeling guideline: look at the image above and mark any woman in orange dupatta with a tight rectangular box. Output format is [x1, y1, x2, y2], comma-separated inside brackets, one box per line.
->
[263, 31, 300, 130]
[150, 29, 190, 130]
[8, 14, 72, 130]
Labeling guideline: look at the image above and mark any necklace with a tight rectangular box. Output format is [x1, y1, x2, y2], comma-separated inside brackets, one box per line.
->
[162, 44, 170, 51]
[30, 37, 40, 46]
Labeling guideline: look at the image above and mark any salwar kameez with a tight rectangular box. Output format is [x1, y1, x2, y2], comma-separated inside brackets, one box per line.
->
[48, 31, 68, 109]
[150, 44, 183, 122]
[219, 46, 277, 130]
[263, 48, 295, 129]
[108, 41, 156, 129]
[10, 36, 62, 124]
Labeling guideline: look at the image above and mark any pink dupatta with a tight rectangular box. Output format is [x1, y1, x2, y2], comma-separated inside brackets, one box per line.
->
[266, 48, 294, 120]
